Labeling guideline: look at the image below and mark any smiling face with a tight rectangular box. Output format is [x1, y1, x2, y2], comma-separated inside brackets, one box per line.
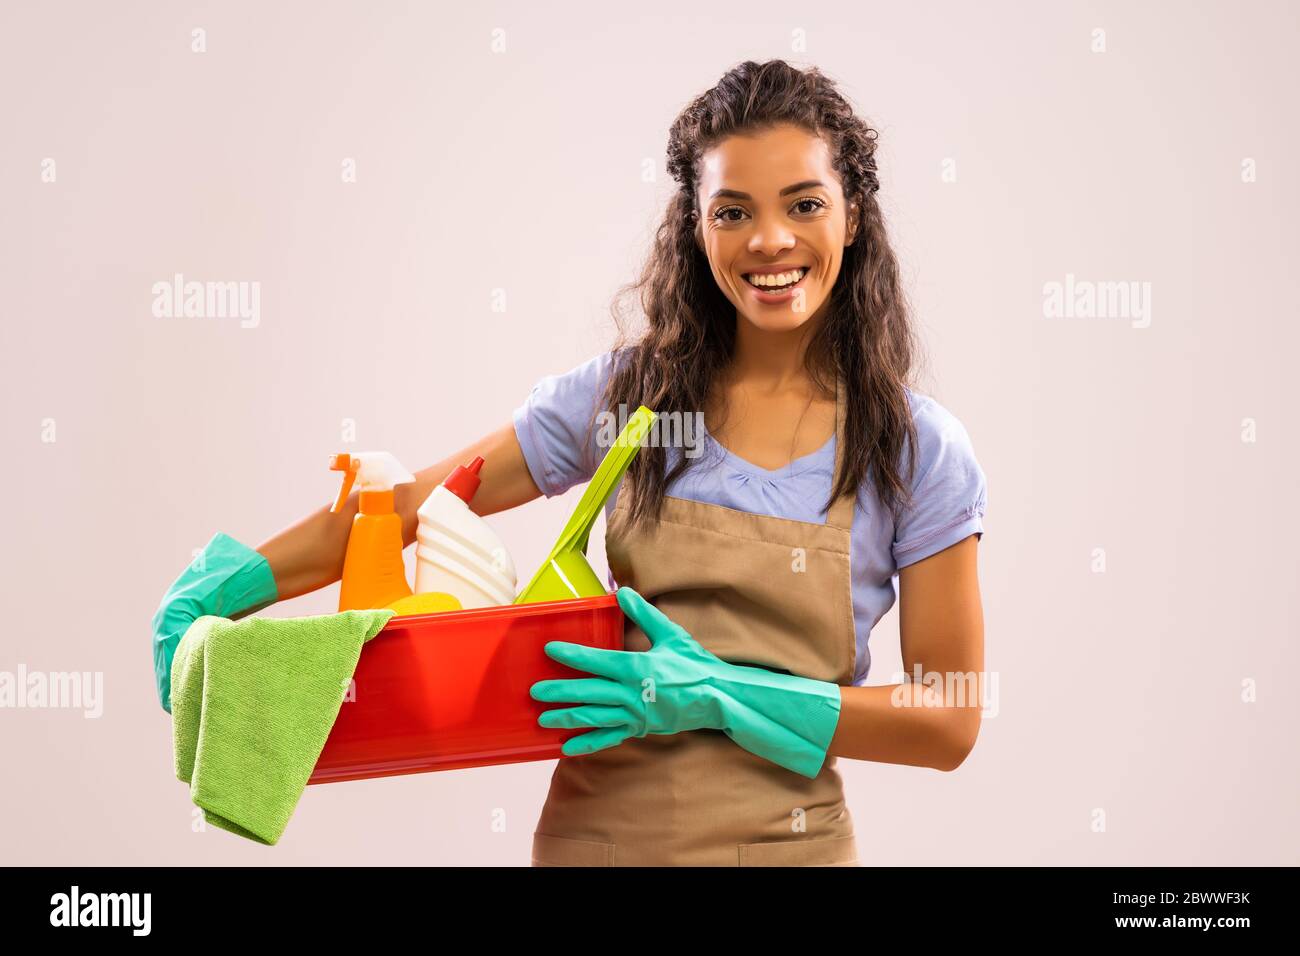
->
[695, 123, 858, 333]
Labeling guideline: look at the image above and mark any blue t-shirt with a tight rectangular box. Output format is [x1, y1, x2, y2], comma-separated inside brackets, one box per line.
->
[512, 349, 987, 684]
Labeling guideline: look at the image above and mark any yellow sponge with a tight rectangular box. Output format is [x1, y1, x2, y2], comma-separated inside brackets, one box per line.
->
[385, 592, 463, 616]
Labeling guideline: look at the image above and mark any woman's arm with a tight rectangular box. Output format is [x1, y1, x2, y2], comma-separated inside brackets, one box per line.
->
[827, 534, 985, 771]
[255, 421, 544, 602]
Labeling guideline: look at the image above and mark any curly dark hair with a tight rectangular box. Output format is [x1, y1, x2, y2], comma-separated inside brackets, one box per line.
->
[591, 59, 918, 529]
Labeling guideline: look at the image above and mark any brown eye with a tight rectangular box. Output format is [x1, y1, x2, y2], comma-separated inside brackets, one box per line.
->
[713, 206, 747, 223]
[793, 197, 826, 215]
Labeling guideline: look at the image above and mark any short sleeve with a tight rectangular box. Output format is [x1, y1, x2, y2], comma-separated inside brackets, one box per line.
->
[892, 392, 987, 569]
[512, 349, 626, 498]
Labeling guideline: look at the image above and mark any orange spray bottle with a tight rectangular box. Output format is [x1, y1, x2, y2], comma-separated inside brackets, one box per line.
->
[330, 452, 416, 611]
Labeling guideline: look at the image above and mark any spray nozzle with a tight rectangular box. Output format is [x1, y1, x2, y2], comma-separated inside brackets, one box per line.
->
[330, 452, 416, 513]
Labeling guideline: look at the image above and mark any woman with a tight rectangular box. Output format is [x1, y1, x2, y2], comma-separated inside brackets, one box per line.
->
[152, 60, 987, 867]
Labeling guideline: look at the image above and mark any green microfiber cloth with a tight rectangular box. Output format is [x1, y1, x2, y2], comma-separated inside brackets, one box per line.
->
[172, 609, 394, 845]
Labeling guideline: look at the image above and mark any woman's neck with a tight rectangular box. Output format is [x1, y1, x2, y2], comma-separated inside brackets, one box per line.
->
[724, 310, 825, 396]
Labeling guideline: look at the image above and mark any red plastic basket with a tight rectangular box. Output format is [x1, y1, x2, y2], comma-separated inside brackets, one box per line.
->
[308, 593, 624, 784]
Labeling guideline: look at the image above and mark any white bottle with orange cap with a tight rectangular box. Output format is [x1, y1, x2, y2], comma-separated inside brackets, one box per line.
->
[413, 456, 518, 609]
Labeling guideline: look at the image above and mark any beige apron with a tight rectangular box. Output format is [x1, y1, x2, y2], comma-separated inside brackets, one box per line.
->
[532, 375, 859, 867]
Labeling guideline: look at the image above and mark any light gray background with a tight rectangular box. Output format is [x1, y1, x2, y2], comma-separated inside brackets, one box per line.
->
[2, 0, 1296, 865]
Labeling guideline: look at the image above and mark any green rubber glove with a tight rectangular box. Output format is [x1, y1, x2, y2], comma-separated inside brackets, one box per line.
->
[152, 532, 278, 714]
[531, 586, 843, 779]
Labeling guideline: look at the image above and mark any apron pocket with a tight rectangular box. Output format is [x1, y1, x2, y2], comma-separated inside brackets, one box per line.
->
[737, 834, 858, 867]
[532, 832, 616, 867]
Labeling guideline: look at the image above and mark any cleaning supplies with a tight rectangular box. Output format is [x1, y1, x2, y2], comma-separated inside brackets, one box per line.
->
[413, 456, 518, 608]
[330, 451, 415, 612]
[515, 406, 656, 604]
[309, 594, 624, 783]
[171, 608, 394, 844]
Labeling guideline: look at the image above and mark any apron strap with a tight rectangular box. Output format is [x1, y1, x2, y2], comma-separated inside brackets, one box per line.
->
[824, 373, 857, 532]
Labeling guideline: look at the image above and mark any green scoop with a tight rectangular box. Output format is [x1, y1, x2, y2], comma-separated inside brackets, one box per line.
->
[514, 405, 657, 604]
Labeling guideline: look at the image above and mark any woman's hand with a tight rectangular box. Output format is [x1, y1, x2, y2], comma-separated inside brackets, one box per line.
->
[152, 532, 277, 713]
[531, 587, 728, 752]
[530, 587, 843, 778]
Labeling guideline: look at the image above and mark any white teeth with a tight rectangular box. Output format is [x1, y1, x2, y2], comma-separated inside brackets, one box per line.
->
[745, 267, 807, 290]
